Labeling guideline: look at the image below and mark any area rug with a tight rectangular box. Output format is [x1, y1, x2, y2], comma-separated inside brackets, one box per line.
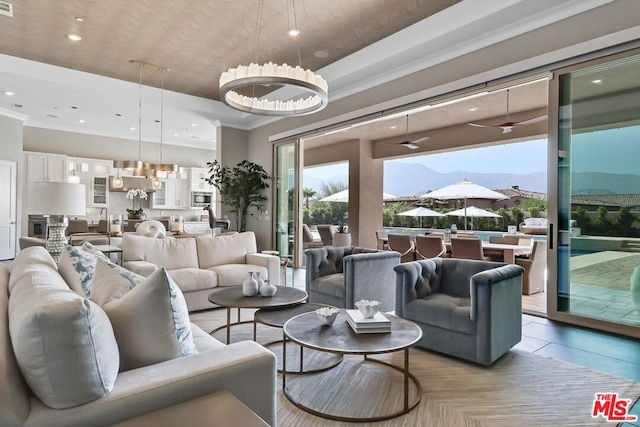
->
[190, 309, 640, 426]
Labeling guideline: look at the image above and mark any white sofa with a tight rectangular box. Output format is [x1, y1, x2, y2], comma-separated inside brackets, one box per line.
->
[120, 232, 281, 311]
[1, 247, 277, 426]
[519, 217, 548, 235]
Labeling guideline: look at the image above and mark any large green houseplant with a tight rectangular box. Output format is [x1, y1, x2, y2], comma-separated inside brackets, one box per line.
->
[204, 160, 270, 232]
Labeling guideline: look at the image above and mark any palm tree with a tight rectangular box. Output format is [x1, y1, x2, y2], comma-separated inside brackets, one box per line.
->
[302, 187, 317, 208]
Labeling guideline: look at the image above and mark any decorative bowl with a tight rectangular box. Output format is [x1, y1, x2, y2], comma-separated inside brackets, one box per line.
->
[355, 299, 381, 319]
[315, 307, 339, 326]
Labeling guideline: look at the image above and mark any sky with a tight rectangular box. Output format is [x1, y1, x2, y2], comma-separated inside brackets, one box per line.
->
[572, 126, 640, 174]
[304, 139, 548, 179]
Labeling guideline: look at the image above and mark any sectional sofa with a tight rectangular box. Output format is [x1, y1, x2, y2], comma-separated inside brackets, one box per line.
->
[119, 231, 281, 311]
[1, 247, 276, 426]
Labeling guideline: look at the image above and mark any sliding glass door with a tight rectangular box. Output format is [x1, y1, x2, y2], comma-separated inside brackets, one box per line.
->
[551, 49, 640, 336]
[273, 139, 302, 267]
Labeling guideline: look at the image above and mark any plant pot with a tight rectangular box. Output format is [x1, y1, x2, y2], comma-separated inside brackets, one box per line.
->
[332, 233, 352, 247]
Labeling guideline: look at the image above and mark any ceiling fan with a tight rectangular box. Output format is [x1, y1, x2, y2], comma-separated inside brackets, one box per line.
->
[384, 115, 430, 149]
[468, 89, 547, 134]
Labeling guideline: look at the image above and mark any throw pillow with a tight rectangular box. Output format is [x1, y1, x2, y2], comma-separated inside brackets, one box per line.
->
[99, 267, 197, 371]
[8, 274, 119, 409]
[90, 259, 143, 306]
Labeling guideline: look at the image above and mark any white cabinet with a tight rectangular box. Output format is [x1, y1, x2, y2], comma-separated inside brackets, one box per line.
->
[27, 152, 68, 183]
[68, 157, 111, 207]
[188, 167, 215, 192]
[151, 179, 189, 209]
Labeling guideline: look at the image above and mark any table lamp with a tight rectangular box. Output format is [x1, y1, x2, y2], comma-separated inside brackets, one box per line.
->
[27, 182, 86, 263]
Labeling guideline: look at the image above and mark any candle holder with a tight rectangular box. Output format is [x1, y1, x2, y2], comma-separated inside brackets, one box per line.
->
[109, 214, 123, 236]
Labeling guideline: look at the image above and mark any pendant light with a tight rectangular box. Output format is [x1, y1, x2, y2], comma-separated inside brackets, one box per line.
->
[112, 167, 124, 188]
[149, 66, 178, 183]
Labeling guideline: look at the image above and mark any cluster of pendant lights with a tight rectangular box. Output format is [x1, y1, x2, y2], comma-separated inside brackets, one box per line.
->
[112, 60, 178, 188]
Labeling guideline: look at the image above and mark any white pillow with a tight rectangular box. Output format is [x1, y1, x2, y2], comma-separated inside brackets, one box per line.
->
[95, 265, 198, 371]
[539, 218, 547, 227]
[8, 274, 119, 409]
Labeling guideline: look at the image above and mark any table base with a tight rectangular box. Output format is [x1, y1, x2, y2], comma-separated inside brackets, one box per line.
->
[262, 339, 342, 374]
[282, 352, 422, 422]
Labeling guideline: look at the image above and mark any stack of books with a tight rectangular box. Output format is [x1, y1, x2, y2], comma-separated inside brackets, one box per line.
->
[345, 309, 391, 334]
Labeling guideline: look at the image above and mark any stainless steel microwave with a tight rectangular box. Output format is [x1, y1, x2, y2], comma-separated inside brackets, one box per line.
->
[191, 191, 212, 207]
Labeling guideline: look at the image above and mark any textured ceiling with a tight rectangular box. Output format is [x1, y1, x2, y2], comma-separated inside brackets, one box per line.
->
[0, 0, 460, 101]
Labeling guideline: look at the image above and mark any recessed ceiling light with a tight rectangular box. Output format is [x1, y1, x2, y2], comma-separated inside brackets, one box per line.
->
[3, 91, 14, 96]
[314, 50, 329, 59]
[288, 29, 300, 37]
[591, 79, 602, 84]
[191, 136, 199, 139]
[190, 123, 197, 127]
[75, 17, 84, 22]
[66, 33, 82, 41]
[389, 126, 397, 129]
[129, 127, 136, 131]
[46, 114, 59, 119]
[115, 113, 122, 117]
[71, 106, 78, 109]
[173, 133, 179, 137]
[468, 107, 478, 111]
[77, 119, 85, 123]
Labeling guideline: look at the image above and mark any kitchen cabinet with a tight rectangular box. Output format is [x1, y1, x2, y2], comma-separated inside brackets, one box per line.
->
[188, 167, 215, 192]
[68, 157, 112, 207]
[151, 178, 189, 209]
[26, 152, 68, 183]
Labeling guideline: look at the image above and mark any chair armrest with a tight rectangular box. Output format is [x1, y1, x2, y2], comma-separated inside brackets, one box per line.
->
[470, 264, 524, 321]
[122, 260, 158, 277]
[246, 253, 281, 286]
[393, 259, 437, 317]
[26, 341, 277, 427]
[343, 251, 400, 312]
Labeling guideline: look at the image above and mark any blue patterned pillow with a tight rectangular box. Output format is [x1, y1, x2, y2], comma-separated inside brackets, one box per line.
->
[58, 244, 109, 297]
[81, 242, 143, 291]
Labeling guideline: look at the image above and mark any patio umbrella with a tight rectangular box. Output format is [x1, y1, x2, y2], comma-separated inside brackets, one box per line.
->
[421, 180, 506, 230]
[319, 189, 397, 202]
[445, 206, 501, 230]
[396, 207, 444, 228]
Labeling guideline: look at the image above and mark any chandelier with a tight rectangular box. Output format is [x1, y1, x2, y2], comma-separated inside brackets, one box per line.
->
[219, 0, 329, 116]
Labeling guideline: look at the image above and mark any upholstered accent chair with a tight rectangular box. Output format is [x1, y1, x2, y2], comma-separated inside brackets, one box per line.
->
[376, 231, 389, 250]
[387, 234, 415, 263]
[394, 258, 524, 365]
[415, 235, 446, 259]
[516, 241, 547, 295]
[305, 246, 401, 312]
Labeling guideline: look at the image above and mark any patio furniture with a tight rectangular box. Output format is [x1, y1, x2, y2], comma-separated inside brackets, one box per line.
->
[519, 218, 548, 235]
[415, 235, 446, 259]
[305, 246, 401, 312]
[317, 224, 337, 246]
[515, 241, 547, 295]
[302, 224, 323, 249]
[450, 237, 487, 260]
[376, 231, 389, 250]
[394, 258, 524, 365]
[388, 234, 415, 263]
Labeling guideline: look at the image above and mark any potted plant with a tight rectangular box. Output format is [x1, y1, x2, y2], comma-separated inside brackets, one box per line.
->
[205, 160, 270, 232]
[126, 188, 148, 220]
[333, 219, 352, 247]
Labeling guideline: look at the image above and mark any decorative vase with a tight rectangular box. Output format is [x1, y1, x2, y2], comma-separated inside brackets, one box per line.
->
[255, 271, 265, 295]
[242, 272, 258, 297]
[260, 279, 277, 297]
[630, 266, 640, 312]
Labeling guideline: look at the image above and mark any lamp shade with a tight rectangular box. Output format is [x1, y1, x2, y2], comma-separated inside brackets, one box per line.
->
[27, 182, 87, 216]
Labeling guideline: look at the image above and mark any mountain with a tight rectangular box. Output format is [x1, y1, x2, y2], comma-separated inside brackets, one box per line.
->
[572, 172, 640, 195]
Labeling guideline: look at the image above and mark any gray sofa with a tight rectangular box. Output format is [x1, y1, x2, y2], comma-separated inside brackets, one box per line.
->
[394, 258, 524, 366]
[1, 247, 276, 426]
[305, 246, 401, 312]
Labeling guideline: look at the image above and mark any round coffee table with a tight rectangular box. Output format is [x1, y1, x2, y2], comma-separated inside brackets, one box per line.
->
[254, 303, 343, 373]
[282, 310, 422, 422]
[208, 286, 307, 344]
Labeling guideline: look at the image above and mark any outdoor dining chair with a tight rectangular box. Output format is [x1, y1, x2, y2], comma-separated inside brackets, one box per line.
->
[415, 235, 447, 259]
[317, 225, 337, 246]
[387, 234, 415, 262]
[376, 231, 389, 250]
[450, 237, 488, 260]
[515, 241, 547, 295]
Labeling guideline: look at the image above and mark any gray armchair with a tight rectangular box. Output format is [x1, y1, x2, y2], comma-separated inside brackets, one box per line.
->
[394, 258, 524, 366]
[305, 246, 401, 312]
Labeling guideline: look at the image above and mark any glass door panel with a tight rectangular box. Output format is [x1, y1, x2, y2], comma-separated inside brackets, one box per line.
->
[274, 141, 299, 266]
[556, 52, 640, 328]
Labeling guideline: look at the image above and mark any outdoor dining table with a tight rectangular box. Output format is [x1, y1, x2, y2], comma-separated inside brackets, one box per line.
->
[443, 241, 532, 264]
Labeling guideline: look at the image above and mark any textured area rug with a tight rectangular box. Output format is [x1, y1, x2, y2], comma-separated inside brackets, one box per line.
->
[190, 308, 640, 426]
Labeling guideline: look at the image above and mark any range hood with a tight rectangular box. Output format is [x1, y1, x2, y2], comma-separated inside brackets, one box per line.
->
[109, 176, 157, 192]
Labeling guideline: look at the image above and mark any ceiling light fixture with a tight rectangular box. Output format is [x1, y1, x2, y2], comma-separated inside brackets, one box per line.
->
[66, 33, 82, 41]
[3, 91, 14, 96]
[219, 0, 328, 116]
[149, 67, 178, 186]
